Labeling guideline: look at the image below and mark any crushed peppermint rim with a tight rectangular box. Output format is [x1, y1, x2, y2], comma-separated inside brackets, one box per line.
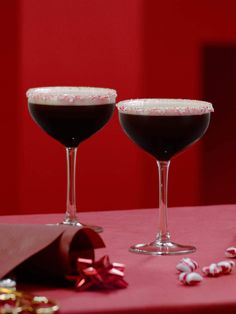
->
[116, 98, 214, 116]
[26, 86, 117, 105]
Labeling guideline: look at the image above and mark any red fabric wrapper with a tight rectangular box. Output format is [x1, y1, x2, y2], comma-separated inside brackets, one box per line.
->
[0, 224, 105, 284]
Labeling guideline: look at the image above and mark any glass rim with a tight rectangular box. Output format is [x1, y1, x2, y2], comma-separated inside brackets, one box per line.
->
[26, 86, 117, 105]
[116, 98, 214, 116]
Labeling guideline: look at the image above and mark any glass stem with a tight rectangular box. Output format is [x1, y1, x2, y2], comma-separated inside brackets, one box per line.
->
[156, 160, 171, 243]
[65, 147, 78, 223]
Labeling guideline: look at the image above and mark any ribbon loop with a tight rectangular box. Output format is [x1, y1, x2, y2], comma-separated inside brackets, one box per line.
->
[66, 255, 128, 291]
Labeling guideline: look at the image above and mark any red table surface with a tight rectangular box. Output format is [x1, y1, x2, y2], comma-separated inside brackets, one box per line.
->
[1, 204, 236, 314]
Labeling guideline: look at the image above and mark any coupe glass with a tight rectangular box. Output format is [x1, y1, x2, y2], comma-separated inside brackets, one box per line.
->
[27, 86, 117, 232]
[117, 98, 214, 255]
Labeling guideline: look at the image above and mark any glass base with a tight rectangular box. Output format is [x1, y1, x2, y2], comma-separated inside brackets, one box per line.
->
[58, 220, 103, 233]
[129, 240, 196, 256]
[61, 220, 103, 233]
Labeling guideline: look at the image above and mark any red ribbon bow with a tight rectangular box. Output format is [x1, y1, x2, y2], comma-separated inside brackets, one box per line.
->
[67, 255, 128, 291]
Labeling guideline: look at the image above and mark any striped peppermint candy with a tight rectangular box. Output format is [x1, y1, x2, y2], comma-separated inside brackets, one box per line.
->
[176, 258, 199, 273]
[202, 263, 222, 277]
[179, 272, 203, 285]
[202, 261, 235, 276]
[225, 247, 236, 258]
[217, 260, 235, 274]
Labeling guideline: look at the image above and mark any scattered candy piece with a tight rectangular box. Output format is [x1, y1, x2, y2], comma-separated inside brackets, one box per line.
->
[179, 272, 203, 286]
[0, 278, 16, 290]
[217, 260, 235, 274]
[0, 288, 59, 314]
[225, 247, 236, 258]
[202, 263, 222, 277]
[177, 256, 235, 287]
[202, 260, 235, 277]
[176, 258, 199, 273]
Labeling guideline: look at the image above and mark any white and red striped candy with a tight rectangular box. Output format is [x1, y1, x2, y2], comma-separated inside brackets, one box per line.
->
[176, 258, 199, 273]
[225, 247, 236, 258]
[179, 272, 203, 285]
[217, 260, 235, 274]
[202, 260, 235, 276]
[202, 263, 222, 277]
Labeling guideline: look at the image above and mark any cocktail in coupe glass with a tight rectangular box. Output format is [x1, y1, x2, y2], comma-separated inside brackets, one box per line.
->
[117, 98, 214, 255]
[27, 86, 117, 232]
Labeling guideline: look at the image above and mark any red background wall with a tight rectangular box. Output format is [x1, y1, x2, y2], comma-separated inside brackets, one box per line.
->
[1, 0, 236, 215]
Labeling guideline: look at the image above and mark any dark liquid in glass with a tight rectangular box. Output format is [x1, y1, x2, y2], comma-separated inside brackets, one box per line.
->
[119, 113, 210, 160]
[29, 103, 115, 147]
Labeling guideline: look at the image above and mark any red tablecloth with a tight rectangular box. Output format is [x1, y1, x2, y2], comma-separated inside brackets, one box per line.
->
[1, 204, 236, 314]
